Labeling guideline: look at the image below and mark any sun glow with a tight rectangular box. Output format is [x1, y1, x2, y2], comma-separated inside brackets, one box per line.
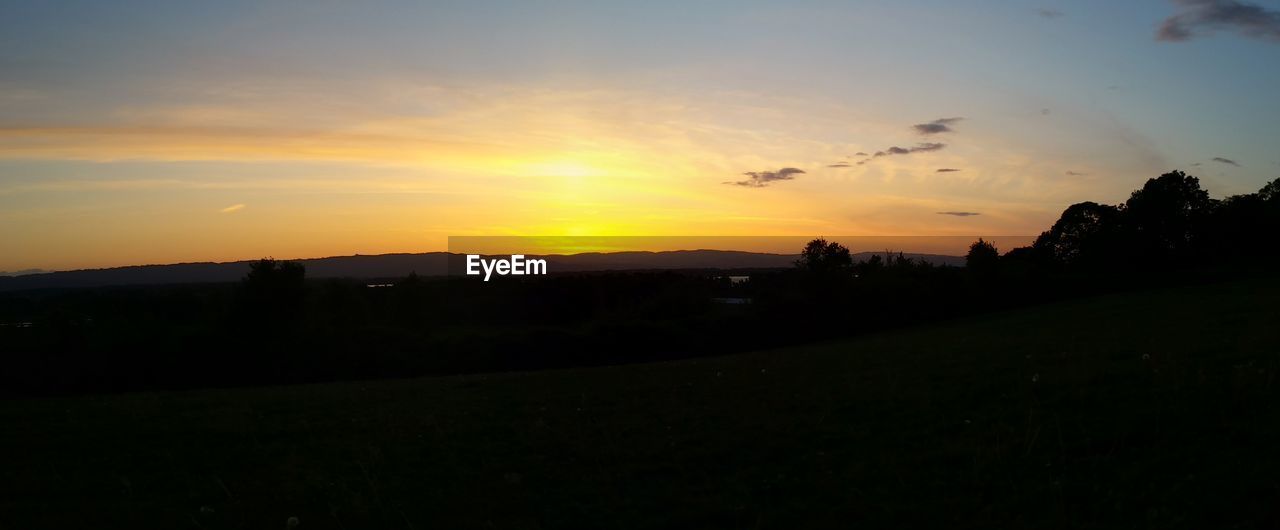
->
[3, 84, 1062, 270]
[530, 160, 601, 178]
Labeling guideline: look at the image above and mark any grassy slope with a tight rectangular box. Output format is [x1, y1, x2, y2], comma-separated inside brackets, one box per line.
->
[2, 278, 1278, 529]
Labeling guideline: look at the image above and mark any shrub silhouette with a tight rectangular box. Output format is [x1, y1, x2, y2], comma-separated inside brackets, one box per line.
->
[243, 258, 305, 300]
[966, 238, 999, 273]
[237, 258, 307, 335]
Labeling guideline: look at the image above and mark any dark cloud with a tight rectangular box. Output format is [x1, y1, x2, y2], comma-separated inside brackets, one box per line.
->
[857, 143, 945, 165]
[1038, 8, 1065, 18]
[1065, 170, 1088, 176]
[725, 167, 805, 188]
[1189, 162, 1203, 167]
[913, 123, 952, 134]
[854, 152, 868, 156]
[1212, 156, 1242, 166]
[912, 117, 963, 135]
[827, 162, 851, 168]
[937, 211, 981, 217]
[936, 168, 962, 172]
[874, 142, 946, 157]
[1157, 0, 1280, 42]
[1041, 108, 1051, 115]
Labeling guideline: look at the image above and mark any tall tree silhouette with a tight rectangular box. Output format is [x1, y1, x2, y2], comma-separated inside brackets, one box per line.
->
[1123, 170, 1215, 260]
[1032, 201, 1122, 267]
[1205, 176, 1280, 259]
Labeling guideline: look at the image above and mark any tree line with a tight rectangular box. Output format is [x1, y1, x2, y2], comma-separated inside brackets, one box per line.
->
[0, 171, 1276, 396]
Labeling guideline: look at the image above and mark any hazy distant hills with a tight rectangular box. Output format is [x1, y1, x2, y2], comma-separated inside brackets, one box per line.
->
[0, 269, 50, 277]
[0, 250, 964, 292]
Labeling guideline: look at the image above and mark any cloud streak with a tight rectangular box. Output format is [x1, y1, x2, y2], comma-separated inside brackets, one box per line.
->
[1157, 0, 1280, 42]
[935, 168, 961, 173]
[220, 204, 246, 213]
[876, 142, 946, 156]
[1212, 156, 1241, 166]
[912, 117, 963, 135]
[856, 142, 947, 164]
[937, 211, 981, 217]
[726, 167, 805, 188]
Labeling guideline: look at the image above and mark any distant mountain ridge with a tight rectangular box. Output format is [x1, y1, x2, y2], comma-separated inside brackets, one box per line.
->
[0, 269, 50, 277]
[0, 250, 964, 292]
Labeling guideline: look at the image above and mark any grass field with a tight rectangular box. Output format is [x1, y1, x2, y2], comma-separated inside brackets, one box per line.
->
[3, 277, 1279, 529]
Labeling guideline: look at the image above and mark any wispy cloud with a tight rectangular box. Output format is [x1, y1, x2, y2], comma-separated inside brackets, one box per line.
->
[1157, 0, 1280, 42]
[1065, 170, 1088, 176]
[1038, 8, 1065, 19]
[935, 168, 962, 173]
[1211, 156, 1242, 166]
[876, 142, 946, 157]
[912, 117, 963, 135]
[827, 161, 851, 168]
[220, 203, 246, 213]
[937, 211, 981, 217]
[857, 142, 947, 164]
[726, 167, 805, 188]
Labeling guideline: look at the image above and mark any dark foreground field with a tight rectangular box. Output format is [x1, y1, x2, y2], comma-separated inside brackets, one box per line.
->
[3, 277, 1278, 529]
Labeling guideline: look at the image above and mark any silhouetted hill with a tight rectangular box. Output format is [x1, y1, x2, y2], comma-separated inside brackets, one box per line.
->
[0, 250, 964, 292]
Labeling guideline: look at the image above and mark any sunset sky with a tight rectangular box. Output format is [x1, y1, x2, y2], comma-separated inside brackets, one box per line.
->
[3, 0, 1279, 271]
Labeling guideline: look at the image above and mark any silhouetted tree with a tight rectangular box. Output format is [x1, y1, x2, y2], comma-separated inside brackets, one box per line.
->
[885, 251, 913, 269]
[857, 253, 884, 275]
[966, 238, 999, 273]
[1032, 201, 1123, 267]
[1123, 170, 1215, 260]
[796, 238, 853, 276]
[238, 258, 307, 333]
[1202, 176, 1280, 260]
[999, 245, 1044, 279]
[243, 258, 305, 299]
[1205, 193, 1264, 257]
[1258, 177, 1280, 203]
[1260, 177, 1280, 258]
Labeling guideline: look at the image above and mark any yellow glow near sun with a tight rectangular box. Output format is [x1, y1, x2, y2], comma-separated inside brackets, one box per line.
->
[534, 160, 599, 178]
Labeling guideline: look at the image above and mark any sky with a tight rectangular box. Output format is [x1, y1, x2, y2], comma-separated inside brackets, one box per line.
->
[2, 0, 1279, 271]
